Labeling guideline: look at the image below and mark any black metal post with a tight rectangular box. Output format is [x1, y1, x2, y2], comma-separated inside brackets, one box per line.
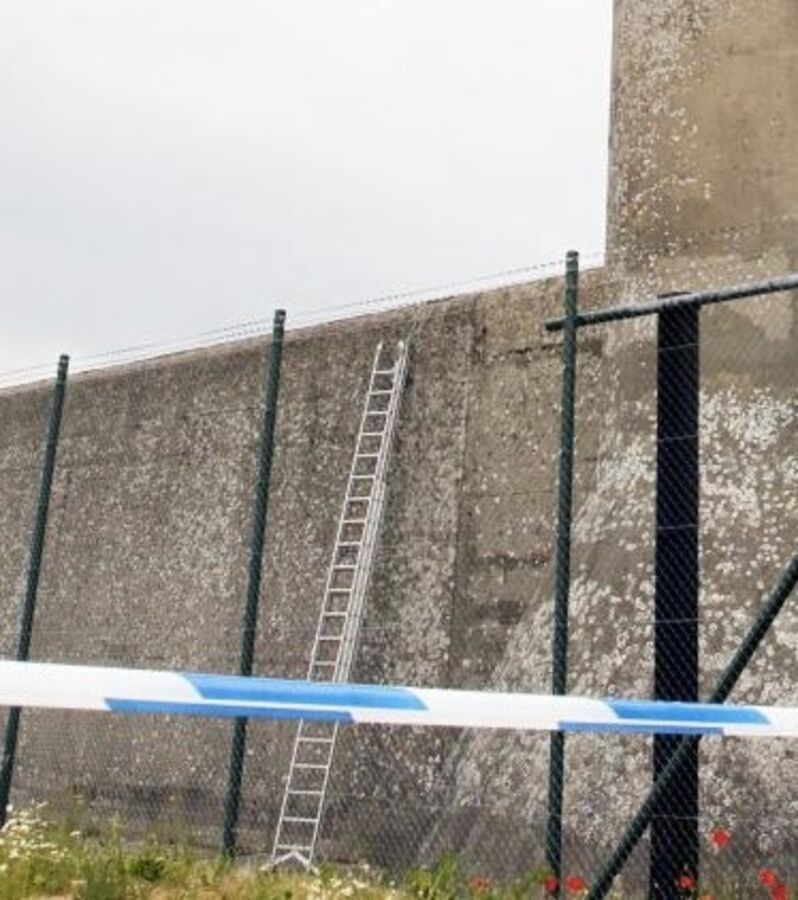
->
[0, 354, 69, 826]
[588, 554, 798, 899]
[221, 310, 286, 856]
[650, 305, 700, 898]
[545, 251, 579, 893]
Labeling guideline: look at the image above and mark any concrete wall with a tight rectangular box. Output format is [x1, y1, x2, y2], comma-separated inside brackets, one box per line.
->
[0, 273, 611, 862]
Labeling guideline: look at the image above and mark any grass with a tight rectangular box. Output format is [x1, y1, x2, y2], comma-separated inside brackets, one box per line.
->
[0, 804, 556, 900]
[0, 803, 369, 900]
[0, 804, 788, 899]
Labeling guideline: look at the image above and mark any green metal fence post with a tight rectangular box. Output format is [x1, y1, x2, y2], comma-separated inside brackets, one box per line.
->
[588, 554, 798, 899]
[545, 251, 579, 892]
[0, 354, 70, 826]
[222, 310, 287, 856]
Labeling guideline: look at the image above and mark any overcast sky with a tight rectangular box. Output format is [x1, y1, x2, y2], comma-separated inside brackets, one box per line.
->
[1, 1, 613, 383]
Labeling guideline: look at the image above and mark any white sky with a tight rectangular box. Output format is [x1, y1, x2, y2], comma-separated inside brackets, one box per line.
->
[0, 1, 613, 382]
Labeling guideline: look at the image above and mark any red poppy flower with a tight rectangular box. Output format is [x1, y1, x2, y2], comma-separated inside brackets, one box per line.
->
[759, 870, 779, 889]
[542, 875, 559, 894]
[469, 875, 491, 894]
[709, 827, 731, 850]
[677, 873, 696, 891]
[770, 885, 788, 900]
[564, 875, 587, 894]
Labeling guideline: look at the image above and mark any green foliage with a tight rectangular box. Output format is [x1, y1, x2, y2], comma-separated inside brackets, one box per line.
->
[3, 804, 771, 900]
[0, 805, 400, 899]
[127, 844, 168, 882]
[0, 806, 552, 900]
[402, 856, 557, 900]
[405, 854, 460, 900]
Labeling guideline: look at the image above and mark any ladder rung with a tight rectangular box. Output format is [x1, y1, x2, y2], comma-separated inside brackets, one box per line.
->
[342, 518, 367, 525]
[288, 789, 324, 797]
[349, 495, 371, 500]
[360, 432, 384, 437]
[373, 369, 395, 375]
[337, 541, 361, 547]
[298, 736, 335, 745]
[332, 564, 356, 570]
[275, 844, 313, 852]
[351, 474, 374, 480]
[293, 763, 329, 769]
[282, 817, 319, 824]
[272, 852, 312, 866]
[312, 661, 336, 668]
[326, 589, 351, 594]
[369, 389, 394, 395]
[365, 410, 388, 416]
[322, 610, 347, 617]
[355, 452, 380, 459]
[317, 636, 341, 642]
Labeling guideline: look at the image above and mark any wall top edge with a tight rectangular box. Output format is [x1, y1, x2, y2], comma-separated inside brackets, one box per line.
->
[1, 268, 604, 398]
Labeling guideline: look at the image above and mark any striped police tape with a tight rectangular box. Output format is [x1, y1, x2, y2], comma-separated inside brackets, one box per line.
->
[1, 660, 796, 738]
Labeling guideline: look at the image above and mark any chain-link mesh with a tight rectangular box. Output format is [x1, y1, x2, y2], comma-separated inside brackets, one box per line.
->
[0, 265, 794, 898]
[565, 287, 796, 897]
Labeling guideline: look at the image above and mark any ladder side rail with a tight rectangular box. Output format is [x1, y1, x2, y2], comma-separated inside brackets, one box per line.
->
[272, 340, 407, 869]
[336, 342, 408, 680]
[304, 721, 339, 861]
[336, 478, 386, 680]
[336, 343, 405, 679]
[337, 451, 392, 680]
[320, 346, 405, 861]
[271, 720, 314, 862]
[271, 720, 339, 867]
[336, 343, 407, 679]
[328, 341, 401, 681]
[273, 344, 387, 867]
[304, 343, 386, 680]
[336, 480, 385, 680]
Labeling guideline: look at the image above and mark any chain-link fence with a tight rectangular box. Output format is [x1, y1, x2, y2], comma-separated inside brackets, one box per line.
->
[0, 257, 795, 898]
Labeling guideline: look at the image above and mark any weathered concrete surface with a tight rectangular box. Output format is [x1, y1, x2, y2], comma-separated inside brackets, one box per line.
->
[607, 0, 798, 293]
[606, 0, 798, 874]
[429, 0, 798, 884]
[0, 272, 609, 860]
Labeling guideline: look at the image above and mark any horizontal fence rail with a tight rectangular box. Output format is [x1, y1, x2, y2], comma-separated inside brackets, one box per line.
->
[2, 661, 798, 737]
[544, 269, 798, 331]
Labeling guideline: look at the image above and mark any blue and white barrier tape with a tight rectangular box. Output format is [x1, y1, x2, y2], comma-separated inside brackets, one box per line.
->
[1, 661, 796, 738]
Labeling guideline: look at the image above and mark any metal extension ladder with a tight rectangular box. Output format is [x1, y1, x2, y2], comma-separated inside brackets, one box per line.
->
[270, 340, 409, 870]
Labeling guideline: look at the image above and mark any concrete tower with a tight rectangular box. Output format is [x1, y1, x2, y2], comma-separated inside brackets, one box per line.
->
[607, 0, 798, 293]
